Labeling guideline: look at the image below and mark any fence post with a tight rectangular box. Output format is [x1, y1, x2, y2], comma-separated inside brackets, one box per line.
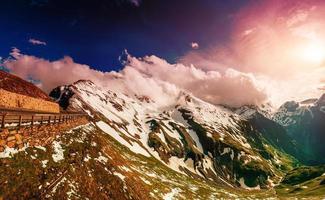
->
[1, 114, 6, 129]
[40, 116, 43, 125]
[18, 115, 22, 127]
[48, 116, 51, 124]
[54, 116, 57, 124]
[31, 115, 34, 127]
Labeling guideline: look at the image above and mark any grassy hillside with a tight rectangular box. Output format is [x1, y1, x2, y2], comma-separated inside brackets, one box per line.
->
[276, 165, 325, 198]
[1, 123, 324, 199]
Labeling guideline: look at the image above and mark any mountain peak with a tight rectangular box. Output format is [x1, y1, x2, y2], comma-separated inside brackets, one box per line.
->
[280, 101, 300, 112]
[316, 93, 325, 107]
[73, 80, 95, 86]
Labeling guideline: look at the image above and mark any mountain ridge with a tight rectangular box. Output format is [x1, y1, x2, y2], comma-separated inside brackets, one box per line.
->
[0, 76, 324, 199]
[0, 70, 52, 101]
[50, 79, 305, 190]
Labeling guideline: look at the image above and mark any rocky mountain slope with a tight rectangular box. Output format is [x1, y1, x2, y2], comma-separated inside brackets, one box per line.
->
[0, 123, 285, 199]
[0, 70, 51, 101]
[0, 77, 324, 199]
[50, 80, 302, 191]
[273, 94, 325, 165]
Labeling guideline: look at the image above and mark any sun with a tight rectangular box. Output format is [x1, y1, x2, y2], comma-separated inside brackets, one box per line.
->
[301, 42, 325, 64]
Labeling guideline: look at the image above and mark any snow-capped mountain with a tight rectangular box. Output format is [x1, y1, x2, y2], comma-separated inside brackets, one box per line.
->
[233, 103, 274, 120]
[50, 80, 302, 189]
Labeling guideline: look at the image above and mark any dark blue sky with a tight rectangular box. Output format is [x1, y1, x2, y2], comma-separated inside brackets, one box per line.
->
[0, 0, 248, 72]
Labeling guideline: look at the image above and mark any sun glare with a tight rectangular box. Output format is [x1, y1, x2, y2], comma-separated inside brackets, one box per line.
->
[301, 42, 325, 64]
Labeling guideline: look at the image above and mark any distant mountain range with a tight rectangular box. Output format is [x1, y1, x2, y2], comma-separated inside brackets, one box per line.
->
[273, 95, 325, 165]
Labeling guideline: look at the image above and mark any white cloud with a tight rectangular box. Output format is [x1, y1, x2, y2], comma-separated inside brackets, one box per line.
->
[126, 54, 267, 107]
[10, 47, 22, 59]
[29, 38, 47, 46]
[191, 42, 199, 49]
[243, 28, 255, 36]
[286, 9, 309, 27]
[3, 49, 268, 108]
[178, 0, 325, 106]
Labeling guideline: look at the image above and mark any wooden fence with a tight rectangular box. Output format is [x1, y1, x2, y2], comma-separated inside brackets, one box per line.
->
[0, 107, 87, 130]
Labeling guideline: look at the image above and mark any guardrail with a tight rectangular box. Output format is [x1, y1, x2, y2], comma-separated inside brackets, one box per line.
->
[0, 108, 88, 130]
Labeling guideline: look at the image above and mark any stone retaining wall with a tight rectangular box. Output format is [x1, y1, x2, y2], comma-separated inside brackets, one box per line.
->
[0, 89, 59, 113]
[0, 117, 88, 152]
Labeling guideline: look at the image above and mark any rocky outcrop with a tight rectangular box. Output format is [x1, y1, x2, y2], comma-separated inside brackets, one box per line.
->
[49, 85, 75, 110]
[0, 70, 51, 101]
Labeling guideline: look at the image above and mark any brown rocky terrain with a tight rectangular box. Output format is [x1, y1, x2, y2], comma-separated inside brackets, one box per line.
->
[0, 70, 51, 101]
[0, 123, 280, 199]
[0, 89, 59, 113]
[0, 70, 59, 112]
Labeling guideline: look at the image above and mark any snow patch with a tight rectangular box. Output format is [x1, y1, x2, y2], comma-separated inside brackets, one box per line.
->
[95, 155, 108, 164]
[163, 188, 181, 200]
[0, 145, 28, 158]
[52, 141, 65, 162]
[114, 172, 126, 181]
[41, 160, 49, 168]
[96, 121, 150, 157]
[35, 146, 47, 152]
